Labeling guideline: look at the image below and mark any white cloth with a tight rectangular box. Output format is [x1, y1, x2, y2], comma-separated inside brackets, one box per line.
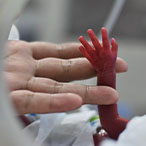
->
[23, 106, 100, 146]
[101, 115, 146, 146]
[24, 111, 146, 146]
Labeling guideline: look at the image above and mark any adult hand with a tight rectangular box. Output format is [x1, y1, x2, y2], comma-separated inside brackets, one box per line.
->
[5, 40, 128, 115]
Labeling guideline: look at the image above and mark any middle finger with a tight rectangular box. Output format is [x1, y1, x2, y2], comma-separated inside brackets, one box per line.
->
[35, 57, 128, 82]
[35, 57, 96, 82]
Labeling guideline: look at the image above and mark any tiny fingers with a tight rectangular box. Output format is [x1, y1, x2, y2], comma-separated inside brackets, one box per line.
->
[87, 29, 101, 50]
[111, 38, 118, 57]
[79, 45, 92, 62]
[101, 27, 110, 50]
[79, 36, 94, 53]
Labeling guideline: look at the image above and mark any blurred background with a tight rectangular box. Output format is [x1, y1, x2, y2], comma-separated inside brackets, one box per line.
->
[14, 0, 146, 119]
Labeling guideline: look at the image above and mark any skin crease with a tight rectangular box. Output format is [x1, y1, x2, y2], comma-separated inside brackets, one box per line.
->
[79, 28, 129, 145]
[5, 40, 128, 115]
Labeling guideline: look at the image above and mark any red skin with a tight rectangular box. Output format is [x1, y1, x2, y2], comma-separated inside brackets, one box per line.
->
[79, 28, 129, 145]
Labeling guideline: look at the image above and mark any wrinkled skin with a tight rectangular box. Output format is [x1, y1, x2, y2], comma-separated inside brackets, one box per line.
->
[79, 28, 129, 144]
[4, 40, 128, 115]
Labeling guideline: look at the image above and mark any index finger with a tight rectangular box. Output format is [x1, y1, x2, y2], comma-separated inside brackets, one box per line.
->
[30, 42, 82, 60]
[101, 27, 110, 50]
[87, 29, 101, 50]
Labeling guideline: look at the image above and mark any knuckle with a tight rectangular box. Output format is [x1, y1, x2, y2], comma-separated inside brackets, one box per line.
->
[56, 44, 64, 58]
[46, 94, 54, 112]
[34, 60, 39, 74]
[22, 91, 35, 114]
[11, 91, 34, 114]
[61, 59, 72, 75]
[83, 85, 89, 103]
[53, 82, 64, 93]
[26, 77, 35, 90]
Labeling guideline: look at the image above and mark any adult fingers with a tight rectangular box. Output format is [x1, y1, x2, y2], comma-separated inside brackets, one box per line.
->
[35, 57, 96, 81]
[30, 42, 82, 59]
[26, 77, 119, 105]
[35, 57, 128, 82]
[116, 57, 128, 73]
[10, 90, 82, 115]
